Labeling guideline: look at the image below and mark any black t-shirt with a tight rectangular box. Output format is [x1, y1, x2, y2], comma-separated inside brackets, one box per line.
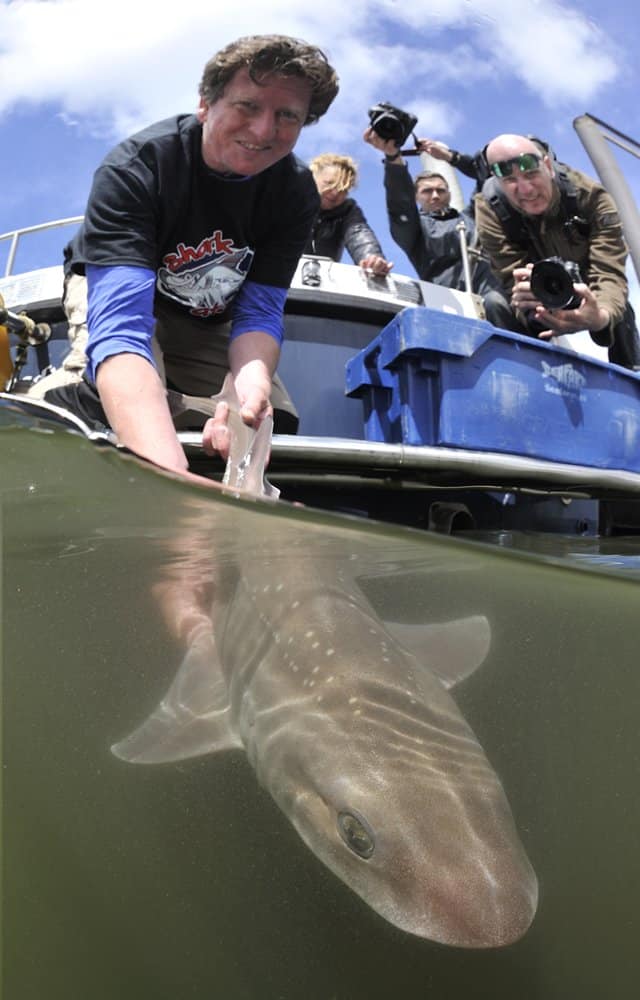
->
[66, 114, 319, 323]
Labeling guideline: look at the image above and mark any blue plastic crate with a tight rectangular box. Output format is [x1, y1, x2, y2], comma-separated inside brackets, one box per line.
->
[345, 306, 640, 471]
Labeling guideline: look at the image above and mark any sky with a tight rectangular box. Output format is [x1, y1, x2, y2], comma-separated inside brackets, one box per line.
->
[0, 0, 639, 303]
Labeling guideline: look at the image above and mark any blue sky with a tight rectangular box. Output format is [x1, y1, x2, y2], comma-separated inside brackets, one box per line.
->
[1, 0, 639, 301]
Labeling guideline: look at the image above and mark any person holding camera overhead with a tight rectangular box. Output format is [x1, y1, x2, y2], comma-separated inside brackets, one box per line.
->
[305, 153, 393, 276]
[413, 138, 491, 205]
[476, 133, 640, 370]
[362, 108, 510, 326]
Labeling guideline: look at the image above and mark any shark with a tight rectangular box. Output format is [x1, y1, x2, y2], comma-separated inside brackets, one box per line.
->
[111, 385, 538, 948]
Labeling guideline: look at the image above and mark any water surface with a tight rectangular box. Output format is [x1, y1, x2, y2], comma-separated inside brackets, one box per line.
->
[3, 423, 640, 999]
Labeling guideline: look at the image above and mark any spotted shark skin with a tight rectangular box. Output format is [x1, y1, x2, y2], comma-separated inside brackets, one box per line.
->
[112, 551, 538, 948]
[112, 388, 538, 947]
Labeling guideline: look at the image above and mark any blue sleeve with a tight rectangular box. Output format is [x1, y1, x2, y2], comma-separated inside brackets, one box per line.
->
[230, 280, 288, 345]
[85, 263, 156, 381]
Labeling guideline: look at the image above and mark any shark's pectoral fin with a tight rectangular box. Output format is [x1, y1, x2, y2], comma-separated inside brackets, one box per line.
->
[385, 614, 492, 690]
[111, 629, 241, 764]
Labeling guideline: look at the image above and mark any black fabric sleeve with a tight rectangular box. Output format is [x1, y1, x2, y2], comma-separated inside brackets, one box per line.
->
[80, 160, 162, 269]
[342, 202, 384, 263]
[383, 163, 424, 266]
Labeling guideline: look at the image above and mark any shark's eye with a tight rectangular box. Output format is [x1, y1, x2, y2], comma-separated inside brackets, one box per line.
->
[337, 811, 375, 859]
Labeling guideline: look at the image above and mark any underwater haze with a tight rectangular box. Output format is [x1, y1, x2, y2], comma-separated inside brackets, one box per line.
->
[2, 415, 640, 999]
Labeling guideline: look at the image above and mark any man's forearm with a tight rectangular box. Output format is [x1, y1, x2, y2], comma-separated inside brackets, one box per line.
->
[229, 329, 279, 378]
[228, 330, 280, 425]
[383, 161, 424, 264]
[96, 353, 188, 472]
[384, 160, 417, 217]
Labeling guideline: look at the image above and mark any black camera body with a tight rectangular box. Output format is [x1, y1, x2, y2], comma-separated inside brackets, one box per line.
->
[530, 257, 583, 311]
[367, 102, 418, 147]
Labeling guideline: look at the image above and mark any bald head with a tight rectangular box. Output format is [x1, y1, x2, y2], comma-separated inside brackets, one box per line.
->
[485, 133, 542, 164]
[485, 133, 555, 216]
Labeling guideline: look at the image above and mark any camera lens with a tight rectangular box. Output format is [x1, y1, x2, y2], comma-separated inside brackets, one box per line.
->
[368, 103, 417, 148]
[530, 259, 581, 310]
[371, 113, 401, 143]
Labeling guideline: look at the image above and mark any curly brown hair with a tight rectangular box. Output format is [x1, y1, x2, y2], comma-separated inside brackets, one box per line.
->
[198, 35, 339, 126]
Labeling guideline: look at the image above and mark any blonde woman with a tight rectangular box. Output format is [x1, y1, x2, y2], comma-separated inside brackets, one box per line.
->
[306, 153, 392, 276]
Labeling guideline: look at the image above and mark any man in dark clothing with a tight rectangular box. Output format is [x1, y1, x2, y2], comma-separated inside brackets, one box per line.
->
[31, 35, 339, 474]
[362, 127, 510, 324]
[305, 153, 392, 275]
[476, 133, 640, 370]
[418, 138, 490, 198]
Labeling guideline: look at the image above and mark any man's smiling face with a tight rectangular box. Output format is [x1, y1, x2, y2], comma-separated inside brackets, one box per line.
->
[197, 66, 311, 176]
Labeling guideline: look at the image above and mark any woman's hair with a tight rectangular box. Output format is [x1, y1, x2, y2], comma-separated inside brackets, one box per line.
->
[198, 35, 339, 125]
[309, 153, 358, 193]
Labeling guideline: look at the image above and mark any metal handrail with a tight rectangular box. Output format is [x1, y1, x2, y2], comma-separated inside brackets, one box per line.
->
[576, 114, 640, 160]
[574, 114, 640, 284]
[0, 216, 83, 277]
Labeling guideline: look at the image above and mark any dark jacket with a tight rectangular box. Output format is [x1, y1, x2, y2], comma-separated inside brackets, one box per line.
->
[449, 147, 491, 195]
[383, 162, 502, 296]
[305, 198, 384, 264]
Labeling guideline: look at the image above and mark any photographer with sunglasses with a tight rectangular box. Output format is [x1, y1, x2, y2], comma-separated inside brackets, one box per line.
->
[475, 133, 640, 370]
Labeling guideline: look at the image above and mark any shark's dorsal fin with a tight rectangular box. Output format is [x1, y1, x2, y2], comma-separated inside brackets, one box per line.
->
[111, 629, 241, 764]
[385, 615, 491, 690]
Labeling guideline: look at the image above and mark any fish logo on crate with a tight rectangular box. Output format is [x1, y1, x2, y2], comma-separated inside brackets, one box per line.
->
[541, 361, 587, 401]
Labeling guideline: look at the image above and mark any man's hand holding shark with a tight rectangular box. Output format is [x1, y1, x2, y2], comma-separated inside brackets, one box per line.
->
[201, 333, 276, 463]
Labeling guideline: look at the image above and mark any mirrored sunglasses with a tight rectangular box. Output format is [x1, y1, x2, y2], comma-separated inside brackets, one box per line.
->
[490, 152, 542, 178]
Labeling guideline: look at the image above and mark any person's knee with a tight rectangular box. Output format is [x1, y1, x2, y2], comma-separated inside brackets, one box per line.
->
[483, 290, 523, 332]
[63, 274, 88, 327]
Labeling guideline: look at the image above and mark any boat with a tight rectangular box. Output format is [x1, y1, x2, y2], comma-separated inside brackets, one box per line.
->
[3, 114, 640, 998]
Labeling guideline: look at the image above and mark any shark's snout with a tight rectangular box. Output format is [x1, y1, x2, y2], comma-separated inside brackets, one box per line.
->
[409, 854, 539, 948]
[346, 829, 538, 949]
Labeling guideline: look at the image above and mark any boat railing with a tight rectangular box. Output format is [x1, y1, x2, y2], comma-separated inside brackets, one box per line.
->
[0, 216, 83, 278]
[575, 114, 640, 284]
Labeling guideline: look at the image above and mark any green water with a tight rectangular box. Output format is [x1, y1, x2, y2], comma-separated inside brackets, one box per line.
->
[2, 420, 640, 999]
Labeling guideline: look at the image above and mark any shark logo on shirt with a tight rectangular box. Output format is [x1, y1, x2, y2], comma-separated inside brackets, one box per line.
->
[157, 231, 254, 317]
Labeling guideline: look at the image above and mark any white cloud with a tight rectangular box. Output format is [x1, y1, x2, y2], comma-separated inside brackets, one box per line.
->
[479, 4, 620, 104]
[0, 0, 622, 144]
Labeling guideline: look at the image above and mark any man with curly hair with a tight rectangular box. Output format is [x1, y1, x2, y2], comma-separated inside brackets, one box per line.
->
[36, 35, 339, 472]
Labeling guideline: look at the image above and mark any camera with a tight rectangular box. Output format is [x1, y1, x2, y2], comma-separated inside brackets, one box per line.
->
[529, 257, 583, 310]
[367, 102, 418, 147]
